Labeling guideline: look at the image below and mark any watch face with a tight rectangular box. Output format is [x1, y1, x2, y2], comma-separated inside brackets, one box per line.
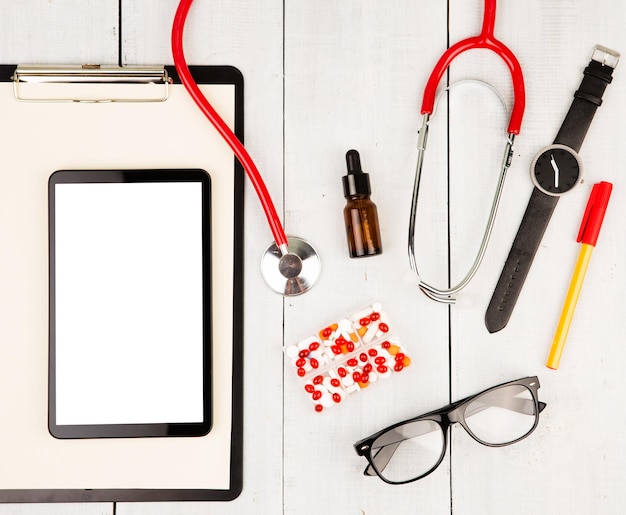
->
[531, 144, 583, 196]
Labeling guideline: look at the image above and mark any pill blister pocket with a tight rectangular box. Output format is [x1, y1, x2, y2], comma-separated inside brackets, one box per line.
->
[285, 302, 411, 412]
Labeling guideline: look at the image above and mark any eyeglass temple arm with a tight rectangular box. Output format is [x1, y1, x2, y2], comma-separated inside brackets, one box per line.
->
[364, 442, 402, 477]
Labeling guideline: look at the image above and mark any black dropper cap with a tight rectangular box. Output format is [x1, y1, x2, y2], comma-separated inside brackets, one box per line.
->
[342, 149, 371, 197]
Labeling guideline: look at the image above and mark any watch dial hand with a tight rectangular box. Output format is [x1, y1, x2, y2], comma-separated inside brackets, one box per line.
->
[550, 154, 560, 188]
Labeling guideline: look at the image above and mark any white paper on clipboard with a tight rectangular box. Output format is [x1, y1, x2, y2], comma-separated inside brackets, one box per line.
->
[0, 65, 244, 502]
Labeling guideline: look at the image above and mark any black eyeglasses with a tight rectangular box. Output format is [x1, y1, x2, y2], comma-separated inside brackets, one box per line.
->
[354, 376, 546, 484]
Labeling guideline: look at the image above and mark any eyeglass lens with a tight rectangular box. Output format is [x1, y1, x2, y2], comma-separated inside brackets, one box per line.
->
[369, 384, 537, 483]
[463, 384, 537, 445]
[370, 419, 444, 483]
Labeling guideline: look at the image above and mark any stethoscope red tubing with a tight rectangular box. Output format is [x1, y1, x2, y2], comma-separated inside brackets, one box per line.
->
[171, 0, 289, 253]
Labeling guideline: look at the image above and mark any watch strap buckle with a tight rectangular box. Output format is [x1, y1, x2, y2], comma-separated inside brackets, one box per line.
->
[591, 45, 620, 69]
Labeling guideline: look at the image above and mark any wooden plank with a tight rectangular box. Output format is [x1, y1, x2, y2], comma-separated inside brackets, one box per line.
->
[0, 506, 113, 515]
[449, 0, 626, 513]
[0, 0, 119, 64]
[119, 0, 284, 513]
[0, 3, 115, 513]
[2, 0, 625, 513]
[282, 1, 452, 513]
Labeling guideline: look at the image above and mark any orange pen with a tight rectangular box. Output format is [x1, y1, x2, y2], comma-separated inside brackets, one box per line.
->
[546, 181, 613, 370]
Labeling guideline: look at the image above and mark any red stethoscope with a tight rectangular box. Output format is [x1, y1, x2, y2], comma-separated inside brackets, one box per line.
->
[172, 0, 524, 300]
[408, 0, 526, 303]
[172, 0, 321, 296]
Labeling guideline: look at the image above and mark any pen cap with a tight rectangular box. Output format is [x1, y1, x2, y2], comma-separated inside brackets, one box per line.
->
[577, 181, 613, 246]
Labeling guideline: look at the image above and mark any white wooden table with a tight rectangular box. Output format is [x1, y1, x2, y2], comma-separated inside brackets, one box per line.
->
[1, 1, 626, 513]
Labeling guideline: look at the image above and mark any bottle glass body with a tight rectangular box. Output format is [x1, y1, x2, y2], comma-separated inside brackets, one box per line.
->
[343, 194, 382, 258]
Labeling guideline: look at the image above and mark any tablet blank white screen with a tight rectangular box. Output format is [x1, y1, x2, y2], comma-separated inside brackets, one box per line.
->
[54, 182, 205, 426]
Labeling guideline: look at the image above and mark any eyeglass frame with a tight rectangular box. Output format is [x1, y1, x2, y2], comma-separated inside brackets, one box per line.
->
[353, 376, 547, 485]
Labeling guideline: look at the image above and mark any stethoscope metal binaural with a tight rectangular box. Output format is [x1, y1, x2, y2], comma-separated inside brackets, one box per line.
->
[409, 0, 525, 303]
[172, 0, 321, 296]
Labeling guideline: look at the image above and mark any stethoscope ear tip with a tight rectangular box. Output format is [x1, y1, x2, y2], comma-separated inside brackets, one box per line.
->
[261, 236, 321, 296]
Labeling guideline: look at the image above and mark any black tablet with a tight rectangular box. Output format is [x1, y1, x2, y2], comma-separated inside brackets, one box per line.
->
[48, 169, 212, 439]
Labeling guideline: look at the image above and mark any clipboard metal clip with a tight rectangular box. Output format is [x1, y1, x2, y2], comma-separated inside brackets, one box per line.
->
[12, 65, 171, 103]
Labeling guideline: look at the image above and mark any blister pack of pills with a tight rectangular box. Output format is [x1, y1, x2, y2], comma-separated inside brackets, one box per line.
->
[285, 302, 411, 412]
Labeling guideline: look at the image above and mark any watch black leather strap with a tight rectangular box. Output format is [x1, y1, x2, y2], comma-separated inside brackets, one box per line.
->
[485, 189, 558, 332]
[485, 46, 618, 333]
[554, 55, 616, 152]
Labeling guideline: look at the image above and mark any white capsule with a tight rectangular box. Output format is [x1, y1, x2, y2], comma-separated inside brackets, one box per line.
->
[362, 327, 376, 344]
[345, 384, 358, 394]
[368, 372, 378, 383]
[298, 336, 317, 350]
[338, 318, 352, 331]
[341, 375, 355, 387]
[310, 349, 325, 361]
[378, 348, 391, 360]
[340, 331, 353, 343]
[320, 393, 334, 408]
[372, 302, 383, 312]
[323, 377, 342, 393]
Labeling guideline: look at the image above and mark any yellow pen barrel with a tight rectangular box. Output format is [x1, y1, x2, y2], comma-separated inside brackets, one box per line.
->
[546, 243, 594, 370]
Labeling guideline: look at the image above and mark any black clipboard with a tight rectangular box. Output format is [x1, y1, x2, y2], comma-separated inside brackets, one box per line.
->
[0, 65, 244, 502]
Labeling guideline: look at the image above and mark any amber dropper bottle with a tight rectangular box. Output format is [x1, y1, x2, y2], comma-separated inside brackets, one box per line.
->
[342, 149, 383, 258]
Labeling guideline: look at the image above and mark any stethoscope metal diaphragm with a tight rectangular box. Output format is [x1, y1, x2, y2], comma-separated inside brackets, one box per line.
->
[261, 236, 321, 296]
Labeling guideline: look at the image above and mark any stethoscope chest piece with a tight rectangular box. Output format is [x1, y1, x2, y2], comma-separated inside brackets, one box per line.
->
[261, 236, 321, 296]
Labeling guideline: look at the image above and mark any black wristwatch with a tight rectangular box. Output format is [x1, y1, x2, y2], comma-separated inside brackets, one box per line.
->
[485, 45, 619, 333]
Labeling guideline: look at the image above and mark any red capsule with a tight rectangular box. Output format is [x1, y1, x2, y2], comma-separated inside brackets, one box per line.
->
[297, 367, 306, 377]
[378, 322, 389, 333]
[377, 365, 388, 374]
[395, 353, 405, 362]
[375, 356, 386, 365]
[363, 364, 373, 374]
[322, 327, 332, 338]
[368, 348, 378, 357]
[369, 312, 380, 321]
[310, 358, 319, 369]
[312, 390, 322, 401]
[304, 384, 315, 393]
[394, 362, 404, 372]
[382, 341, 391, 349]
[309, 341, 320, 351]
[330, 378, 341, 388]
[332, 393, 342, 403]
[295, 358, 306, 367]
[313, 375, 324, 384]
[361, 373, 370, 384]
[299, 349, 310, 358]
[331, 345, 342, 355]
[359, 353, 368, 362]
[337, 367, 347, 377]
[335, 336, 348, 345]
[315, 404, 323, 413]
[347, 358, 359, 367]
[359, 317, 371, 326]
[353, 371, 361, 382]
[346, 341, 355, 352]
